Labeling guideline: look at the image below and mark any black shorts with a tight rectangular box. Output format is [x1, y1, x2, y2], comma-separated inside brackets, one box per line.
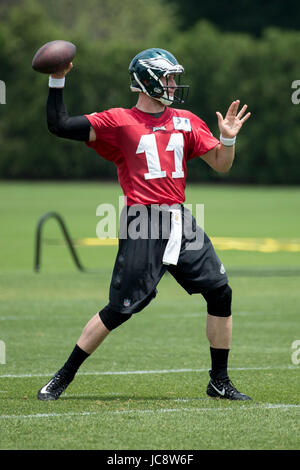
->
[107, 205, 228, 314]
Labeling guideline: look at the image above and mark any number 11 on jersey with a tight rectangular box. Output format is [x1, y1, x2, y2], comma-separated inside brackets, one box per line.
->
[136, 133, 184, 180]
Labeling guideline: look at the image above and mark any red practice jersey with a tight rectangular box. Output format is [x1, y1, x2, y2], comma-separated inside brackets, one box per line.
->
[85, 106, 219, 205]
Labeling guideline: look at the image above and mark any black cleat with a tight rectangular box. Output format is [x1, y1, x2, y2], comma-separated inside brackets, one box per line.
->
[37, 368, 74, 401]
[206, 370, 251, 401]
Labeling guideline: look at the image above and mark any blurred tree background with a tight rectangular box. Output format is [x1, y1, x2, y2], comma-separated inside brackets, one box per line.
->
[0, 0, 299, 183]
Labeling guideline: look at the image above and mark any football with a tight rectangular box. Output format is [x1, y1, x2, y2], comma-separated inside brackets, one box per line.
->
[32, 40, 76, 74]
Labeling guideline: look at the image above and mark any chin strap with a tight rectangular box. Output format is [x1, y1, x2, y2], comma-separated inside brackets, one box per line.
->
[158, 95, 174, 106]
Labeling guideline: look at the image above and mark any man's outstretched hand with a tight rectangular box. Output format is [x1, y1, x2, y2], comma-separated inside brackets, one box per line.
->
[217, 100, 251, 138]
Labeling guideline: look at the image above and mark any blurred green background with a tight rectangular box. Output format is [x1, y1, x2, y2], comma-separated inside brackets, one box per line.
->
[0, 0, 300, 183]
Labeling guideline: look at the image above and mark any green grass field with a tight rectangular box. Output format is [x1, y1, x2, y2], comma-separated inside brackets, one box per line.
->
[0, 181, 299, 450]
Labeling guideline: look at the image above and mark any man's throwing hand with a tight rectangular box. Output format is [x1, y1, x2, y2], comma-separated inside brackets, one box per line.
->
[216, 100, 251, 138]
[50, 62, 73, 79]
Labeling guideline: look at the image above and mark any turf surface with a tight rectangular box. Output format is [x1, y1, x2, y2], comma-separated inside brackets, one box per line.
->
[0, 182, 299, 450]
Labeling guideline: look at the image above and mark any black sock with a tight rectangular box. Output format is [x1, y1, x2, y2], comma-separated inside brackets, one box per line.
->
[210, 347, 229, 380]
[63, 344, 90, 375]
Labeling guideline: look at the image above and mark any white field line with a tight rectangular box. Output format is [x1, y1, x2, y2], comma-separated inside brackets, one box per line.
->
[0, 365, 298, 379]
[1, 403, 300, 420]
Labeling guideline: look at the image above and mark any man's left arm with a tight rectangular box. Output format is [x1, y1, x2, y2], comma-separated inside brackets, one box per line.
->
[201, 100, 251, 173]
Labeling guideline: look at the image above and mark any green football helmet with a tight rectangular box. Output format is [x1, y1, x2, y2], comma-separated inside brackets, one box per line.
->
[129, 48, 189, 106]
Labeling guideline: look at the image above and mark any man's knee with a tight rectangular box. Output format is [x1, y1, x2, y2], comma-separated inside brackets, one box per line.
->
[99, 305, 132, 331]
[202, 284, 232, 317]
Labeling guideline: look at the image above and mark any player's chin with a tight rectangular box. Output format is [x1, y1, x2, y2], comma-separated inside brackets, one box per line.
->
[159, 94, 175, 106]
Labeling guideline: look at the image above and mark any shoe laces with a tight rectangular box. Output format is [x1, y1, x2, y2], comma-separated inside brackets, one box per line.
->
[214, 376, 239, 396]
[47, 370, 72, 390]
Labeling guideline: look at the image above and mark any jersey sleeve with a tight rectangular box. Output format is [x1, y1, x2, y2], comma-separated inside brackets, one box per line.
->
[84, 109, 121, 163]
[187, 114, 219, 160]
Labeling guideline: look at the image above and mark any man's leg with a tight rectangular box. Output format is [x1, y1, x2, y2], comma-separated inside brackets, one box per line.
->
[206, 314, 232, 349]
[58, 314, 111, 380]
[37, 307, 131, 401]
[203, 284, 232, 379]
[77, 313, 110, 354]
[206, 314, 232, 380]
[203, 284, 251, 400]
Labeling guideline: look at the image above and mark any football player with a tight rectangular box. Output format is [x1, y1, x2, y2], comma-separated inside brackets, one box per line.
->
[38, 48, 251, 401]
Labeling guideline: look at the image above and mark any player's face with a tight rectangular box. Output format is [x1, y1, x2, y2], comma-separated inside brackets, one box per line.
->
[160, 74, 177, 96]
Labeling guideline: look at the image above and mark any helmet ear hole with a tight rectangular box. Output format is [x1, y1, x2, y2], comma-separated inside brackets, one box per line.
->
[142, 79, 150, 86]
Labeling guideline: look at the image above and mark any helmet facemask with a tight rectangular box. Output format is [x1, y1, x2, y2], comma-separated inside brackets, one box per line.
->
[156, 72, 189, 106]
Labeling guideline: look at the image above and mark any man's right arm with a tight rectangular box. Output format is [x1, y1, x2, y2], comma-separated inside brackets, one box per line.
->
[47, 63, 96, 142]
